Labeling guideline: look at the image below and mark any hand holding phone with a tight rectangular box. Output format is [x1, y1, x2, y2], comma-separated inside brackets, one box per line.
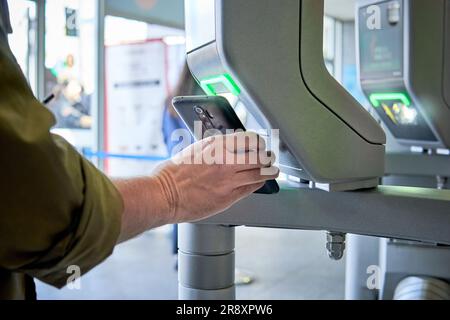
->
[172, 95, 279, 194]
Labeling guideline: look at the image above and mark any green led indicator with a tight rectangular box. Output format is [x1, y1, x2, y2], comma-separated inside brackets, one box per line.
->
[369, 93, 411, 108]
[199, 74, 241, 96]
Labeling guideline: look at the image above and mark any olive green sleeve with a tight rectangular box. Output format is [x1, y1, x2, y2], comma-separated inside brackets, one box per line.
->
[0, 25, 123, 288]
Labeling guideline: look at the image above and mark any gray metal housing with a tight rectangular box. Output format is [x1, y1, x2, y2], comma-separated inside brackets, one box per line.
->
[357, 0, 450, 148]
[185, 0, 386, 190]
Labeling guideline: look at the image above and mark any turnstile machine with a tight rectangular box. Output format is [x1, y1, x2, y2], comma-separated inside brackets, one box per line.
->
[178, 0, 450, 300]
[345, 0, 450, 300]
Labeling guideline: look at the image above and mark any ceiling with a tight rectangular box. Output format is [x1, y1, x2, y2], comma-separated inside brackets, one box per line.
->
[105, 0, 357, 30]
[324, 0, 356, 21]
[105, 0, 185, 29]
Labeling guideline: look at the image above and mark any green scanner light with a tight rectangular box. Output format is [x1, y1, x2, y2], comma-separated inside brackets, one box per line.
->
[199, 74, 241, 96]
[369, 93, 411, 108]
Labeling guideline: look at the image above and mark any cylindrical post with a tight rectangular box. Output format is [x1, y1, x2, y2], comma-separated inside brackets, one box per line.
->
[394, 277, 450, 300]
[178, 223, 236, 300]
[345, 234, 380, 300]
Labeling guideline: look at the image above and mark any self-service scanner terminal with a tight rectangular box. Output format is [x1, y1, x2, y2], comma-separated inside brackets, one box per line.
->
[357, 0, 450, 149]
[185, 0, 386, 192]
[178, 0, 450, 300]
[343, 0, 450, 300]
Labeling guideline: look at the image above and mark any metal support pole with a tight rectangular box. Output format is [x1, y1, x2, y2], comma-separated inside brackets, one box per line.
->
[345, 234, 380, 300]
[178, 224, 236, 300]
[94, 0, 106, 170]
[36, 0, 46, 101]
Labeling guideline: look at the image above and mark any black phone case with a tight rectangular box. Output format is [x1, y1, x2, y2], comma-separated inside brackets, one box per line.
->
[172, 95, 279, 195]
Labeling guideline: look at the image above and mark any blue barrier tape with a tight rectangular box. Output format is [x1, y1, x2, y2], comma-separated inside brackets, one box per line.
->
[83, 149, 169, 162]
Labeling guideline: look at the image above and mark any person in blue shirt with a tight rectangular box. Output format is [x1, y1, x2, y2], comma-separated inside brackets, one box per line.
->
[163, 63, 202, 151]
[162, 63, 201, 258]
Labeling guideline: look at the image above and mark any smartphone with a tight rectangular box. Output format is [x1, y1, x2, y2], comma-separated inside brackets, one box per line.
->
[172, 95, 279, 194]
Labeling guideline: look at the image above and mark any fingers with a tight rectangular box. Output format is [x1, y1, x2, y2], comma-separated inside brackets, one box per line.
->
[199, 140, 276, 169]
[172, 136, 218, 164]
[232, 150, 276, 171]
[231, 181, 266, 200]
[173, 132, 276, 169]
[224, 131, 266, 153]
[233, 167, 280, 187]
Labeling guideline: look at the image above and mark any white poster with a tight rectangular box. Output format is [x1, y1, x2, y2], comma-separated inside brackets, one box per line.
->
[105, 40, 169, 177]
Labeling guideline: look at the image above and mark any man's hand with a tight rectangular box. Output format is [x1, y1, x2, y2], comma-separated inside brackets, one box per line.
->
[156, 131, 279, 223]
[115, 132, 279, 242]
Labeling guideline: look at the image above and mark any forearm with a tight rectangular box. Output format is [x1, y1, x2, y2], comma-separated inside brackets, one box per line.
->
[113, 133, 279, 244]
[114, 176, 174, 243]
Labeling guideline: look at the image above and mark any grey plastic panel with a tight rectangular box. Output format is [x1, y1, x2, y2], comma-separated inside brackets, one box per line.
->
[214, 0, 385, 183]
[187, 42, 224, 80]
[185, 0, 386, 187]
[300, 0, 386, 144]
[406, 0, 450, 148]
[385, 153, 450, 176]
[187, 43, 307, 180]
[201, 183, 450, 245]
[358, 0, 450, 148]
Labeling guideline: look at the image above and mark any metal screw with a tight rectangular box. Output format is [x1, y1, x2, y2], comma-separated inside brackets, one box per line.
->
[437, 176, 448, 190]
[326, 232, 346, 260]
